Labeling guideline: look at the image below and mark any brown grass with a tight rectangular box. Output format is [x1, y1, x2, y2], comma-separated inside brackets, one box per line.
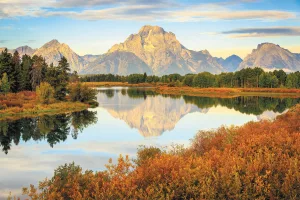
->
[0, 91, 89, 120]
[155, 86, 300, 98]
[82, 82, 155, 87]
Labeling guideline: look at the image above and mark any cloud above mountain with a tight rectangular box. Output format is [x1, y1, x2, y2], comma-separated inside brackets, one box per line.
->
[0, 0, 297, 22]
[222, 27, 300, 38]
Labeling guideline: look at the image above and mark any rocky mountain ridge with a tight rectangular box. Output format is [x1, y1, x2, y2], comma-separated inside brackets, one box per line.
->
[106, 25, 224, 75]
[2, 26, 300, 74]
[238, 43, 300, 71]
[215, 55, 243, 72]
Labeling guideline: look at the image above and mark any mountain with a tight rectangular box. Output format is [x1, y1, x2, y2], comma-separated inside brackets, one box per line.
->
[216, 55, 242, 72]
[81, 51, 152, 75]
[0, 46, 36, 57]
[82, 54, 102, 63]
[15, 46, 36, 57]
[33, 40, 86, 72]
[3, 31, 300, 75]
[102, 25, 224, 75]
[239, 43, 300, 71]
[1, 40, 100, 72]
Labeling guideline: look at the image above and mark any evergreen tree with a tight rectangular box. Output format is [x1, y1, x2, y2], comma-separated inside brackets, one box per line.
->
[20, 55, 33, 91]
[30, 55, 47, 90]
[11, 51, 21, 92]
[143, 72, 147, 82]
[0, 49, 14, 88]
[0, 73, 10, 94]
[45, 63, 60, 91]
[273, 69, 287, 87]
[55, 56, 70, 100]
[286, 73, 299, 88]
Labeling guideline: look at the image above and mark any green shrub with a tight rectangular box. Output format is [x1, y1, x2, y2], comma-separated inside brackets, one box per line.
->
[69, 82, 98, 107]
[36, 82, 55, 104]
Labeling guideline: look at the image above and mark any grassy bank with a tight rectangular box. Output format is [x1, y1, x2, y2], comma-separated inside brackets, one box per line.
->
[0, 91, 89, 120]
[19, 104, 300, 199]
[84, 82, 300, 98]
[156, 86, 300, 98]
[83, 82, 154, 88]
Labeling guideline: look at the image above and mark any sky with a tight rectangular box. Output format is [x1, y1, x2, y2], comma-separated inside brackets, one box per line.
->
[0, 0, 300, 58]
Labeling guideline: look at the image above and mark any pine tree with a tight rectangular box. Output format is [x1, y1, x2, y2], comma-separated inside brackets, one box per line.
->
[55, 56, 70, 100]
[11, 51, 21, 92]
[45, 63, 60, 89]
[20, 55, 33, 91]
[0, 73, 10, 95]
[0, 49, 14, 88]
[30, 55, 48, 90]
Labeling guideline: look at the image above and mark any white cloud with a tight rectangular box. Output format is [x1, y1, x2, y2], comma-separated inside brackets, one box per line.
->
[0, 0, 298, 22]
[222, 27, 300, 38]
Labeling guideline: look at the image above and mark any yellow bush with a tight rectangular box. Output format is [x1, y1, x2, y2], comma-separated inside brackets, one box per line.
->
[36, 82, 55, 104]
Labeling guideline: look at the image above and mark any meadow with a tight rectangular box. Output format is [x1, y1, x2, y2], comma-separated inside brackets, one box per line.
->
[0, 91, 89, 120]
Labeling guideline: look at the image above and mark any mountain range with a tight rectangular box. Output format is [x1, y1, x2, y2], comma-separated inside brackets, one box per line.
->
[1, 25, 300, 74]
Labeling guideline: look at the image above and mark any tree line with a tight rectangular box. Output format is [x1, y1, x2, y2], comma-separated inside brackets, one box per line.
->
[81, 68, 300, 88]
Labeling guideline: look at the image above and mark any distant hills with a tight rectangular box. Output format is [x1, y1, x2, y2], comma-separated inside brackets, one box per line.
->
[215, 55, 243, 72]
[1, 25, 300, 74]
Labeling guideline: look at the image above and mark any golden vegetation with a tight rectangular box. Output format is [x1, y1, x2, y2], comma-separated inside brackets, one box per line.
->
[156, 86, 300, 97]
[82, 81, 155, 88]
[20, 104, 300, 199]
[0, 91, 89, 120]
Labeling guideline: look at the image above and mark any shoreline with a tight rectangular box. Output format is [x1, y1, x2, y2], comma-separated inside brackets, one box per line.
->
[83, 82, 300, 98]
[155, 86, 300, 98]
[0, 102, 89, 121]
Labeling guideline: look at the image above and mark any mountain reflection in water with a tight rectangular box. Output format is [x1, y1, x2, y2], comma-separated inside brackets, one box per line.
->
[97, 87, 299, 137]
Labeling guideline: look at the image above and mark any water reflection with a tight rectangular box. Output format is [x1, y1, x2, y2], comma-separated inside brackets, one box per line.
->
[0, 110, 97, 154]
[182, 96, 298, 115]
[97, 87, 299, 137]
[0, 87, 299, 199]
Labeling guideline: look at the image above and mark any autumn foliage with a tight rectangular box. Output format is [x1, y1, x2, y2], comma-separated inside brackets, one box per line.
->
[0, 91, 89, 120]
[21, 105, 300, 200]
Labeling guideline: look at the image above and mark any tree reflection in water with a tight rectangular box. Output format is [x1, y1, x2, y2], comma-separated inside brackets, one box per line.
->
[97, 88, 300, 137]
[0, 110, 97, 154]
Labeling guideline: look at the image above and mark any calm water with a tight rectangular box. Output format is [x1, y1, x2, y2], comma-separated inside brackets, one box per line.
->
[0, 87, 299, 198]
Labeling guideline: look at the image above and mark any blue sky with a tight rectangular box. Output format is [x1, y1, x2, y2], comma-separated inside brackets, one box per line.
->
[0, 0, 300, 58]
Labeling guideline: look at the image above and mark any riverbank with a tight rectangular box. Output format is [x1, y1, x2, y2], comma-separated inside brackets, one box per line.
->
[156, 86, 300, 98]
[83, 82, 300, 98]
[83, 82, 154, 87]
[0, 91, 89, 120]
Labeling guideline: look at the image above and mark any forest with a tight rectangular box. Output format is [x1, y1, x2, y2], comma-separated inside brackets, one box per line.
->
[0, 49, 97, 117]
[81, 68, 300, 88]
[17, 104, 300, 199]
